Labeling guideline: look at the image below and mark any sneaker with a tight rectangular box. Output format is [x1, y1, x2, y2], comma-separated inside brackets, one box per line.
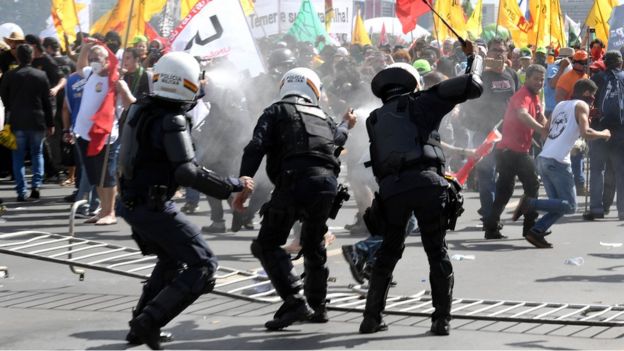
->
[16, 194, 28, 202]
[201, 221, 226, 233]
[29, 189, 40, 200]
[484, 229, 507, 240]
[582, 212, 604, 221]
[524, 230, 553, 249]
[265, 297, 314, 331]
[341, 245, 366, 284]
[511, 195, 531, 221]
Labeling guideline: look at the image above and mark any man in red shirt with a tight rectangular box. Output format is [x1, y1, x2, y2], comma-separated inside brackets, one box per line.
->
[484, 64, 549, 239]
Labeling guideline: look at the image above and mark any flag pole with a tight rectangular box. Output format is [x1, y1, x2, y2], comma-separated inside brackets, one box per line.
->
[495, 0, 501, 37]
[71, 0, 83, 34]
[99, 0, 136, 189]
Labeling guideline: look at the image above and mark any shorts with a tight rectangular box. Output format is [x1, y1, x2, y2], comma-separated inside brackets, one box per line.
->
[76, 137, 119, 188]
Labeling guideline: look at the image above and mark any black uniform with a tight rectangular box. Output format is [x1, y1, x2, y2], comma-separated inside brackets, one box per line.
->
[360, 61, 483, 335]
[116, 96, 244, 349]
[239, 95, 349, 329]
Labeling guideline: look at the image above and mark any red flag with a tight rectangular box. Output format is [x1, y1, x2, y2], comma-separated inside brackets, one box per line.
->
[452, 128, 502, 185]
[87, 42, 119, 157]
[396, 0, 431, 34]
[145, 22, 170, 52]
[379, 22, 388, 46]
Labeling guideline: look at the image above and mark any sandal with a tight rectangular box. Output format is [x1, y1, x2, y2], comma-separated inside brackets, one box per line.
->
[95, 215, 118, 225]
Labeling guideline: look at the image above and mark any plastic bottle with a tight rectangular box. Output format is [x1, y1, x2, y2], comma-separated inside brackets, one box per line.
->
[564, 257, 584, 266]
[450, 254, 476, 261]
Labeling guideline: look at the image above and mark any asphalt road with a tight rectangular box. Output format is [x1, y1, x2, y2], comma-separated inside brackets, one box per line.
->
[1, 175, 623, 349]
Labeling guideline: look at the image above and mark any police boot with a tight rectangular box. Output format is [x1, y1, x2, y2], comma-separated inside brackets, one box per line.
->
[359, 273, 391, 334]
[429, 263, 454, 336]
[265, 295, 314, 330]
[126, 299, 174, 345]
[128, 313, 162, 350]
[126, 280, 174, 345]
[303, 258, 329, 323]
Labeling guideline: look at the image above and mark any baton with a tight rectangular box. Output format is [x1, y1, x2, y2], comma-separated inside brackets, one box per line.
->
[421, 0, 466, 46]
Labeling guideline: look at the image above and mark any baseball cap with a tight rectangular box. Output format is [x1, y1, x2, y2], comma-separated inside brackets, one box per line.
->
[412, 59, 432, 75]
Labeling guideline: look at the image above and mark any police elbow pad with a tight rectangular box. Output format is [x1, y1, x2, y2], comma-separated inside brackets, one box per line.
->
[437, 74, 483, 101]
[176, 164, 234, 200]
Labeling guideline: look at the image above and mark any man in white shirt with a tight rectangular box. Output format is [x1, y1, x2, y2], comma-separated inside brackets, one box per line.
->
[73, 41, 134, 225]
[513, 79, 611, 248]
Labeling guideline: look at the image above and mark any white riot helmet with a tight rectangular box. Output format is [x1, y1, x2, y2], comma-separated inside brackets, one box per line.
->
[279, 67, 322, 105]
[152, 52, 200, 102]
[371, 62, 423, 100]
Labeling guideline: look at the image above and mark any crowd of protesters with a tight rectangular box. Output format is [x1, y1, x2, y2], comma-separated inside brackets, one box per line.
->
[0, 24, 623, 250]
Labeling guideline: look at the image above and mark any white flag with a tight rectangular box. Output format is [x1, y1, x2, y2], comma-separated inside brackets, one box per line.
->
[169, 0, 264, 77]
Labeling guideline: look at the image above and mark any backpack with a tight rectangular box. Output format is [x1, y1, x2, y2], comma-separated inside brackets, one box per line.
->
[599, 70, 624, 127]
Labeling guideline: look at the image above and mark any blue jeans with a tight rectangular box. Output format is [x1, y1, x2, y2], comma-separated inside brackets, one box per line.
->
[185, 187, 200, 205]
[531, 157, 577, 234]
[12, 130, 45, 197]
[570, 152, 585, 185]
[76, 164, 100, 213]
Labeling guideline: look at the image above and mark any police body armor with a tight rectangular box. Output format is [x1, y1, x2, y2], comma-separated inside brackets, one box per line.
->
[366, 95, 445, 180]
[266, 96, 339, 182]
[118, 100, 188, 200]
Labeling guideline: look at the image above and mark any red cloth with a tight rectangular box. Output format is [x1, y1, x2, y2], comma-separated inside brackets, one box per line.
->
[496, 86, 542, 153]
[379, 22, 388, 46]
[87, 42, 119, 156]
[396, 0, 430, 34]
[145, 22, 170, 52]
[453, 129, 502, 185]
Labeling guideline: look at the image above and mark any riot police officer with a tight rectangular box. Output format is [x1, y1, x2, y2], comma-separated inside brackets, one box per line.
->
[360, 42, 483, 336]
[233, 67, 356, 330]
[117, 52, 253, 349]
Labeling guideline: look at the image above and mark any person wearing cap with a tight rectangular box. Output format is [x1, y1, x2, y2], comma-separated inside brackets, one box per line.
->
[131, 35, 148, 62]
[534, 47, 548, 68]
[555, 50, 589, 103]
[517, 48, 533, 84]
[412, 59, 432, 76]
[545, 48, 574, 118]
[0, 31, 25, 77]
[585, 51, 624, 221]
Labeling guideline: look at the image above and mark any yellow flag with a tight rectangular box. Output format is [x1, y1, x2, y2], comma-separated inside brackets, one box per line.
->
[91, 0, 166, 46]
[548, 0, 566, 49]
[51, 0, 83, 50]
[528, 0, 550, 47]
[498, 0, 532, 48]
[465, 0, 483, 39]
[352, 10, 372, 46]
[585, 0, 618, 46]
[434, 0, 466, 42]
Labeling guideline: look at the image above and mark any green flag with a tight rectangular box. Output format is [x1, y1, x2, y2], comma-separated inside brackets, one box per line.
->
[287, 0, 331, 48]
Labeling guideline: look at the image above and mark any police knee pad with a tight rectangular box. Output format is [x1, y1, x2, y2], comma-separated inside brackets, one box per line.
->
[363, 193, 388, 236]
[187, 265, 216, 295]
[250, 240, 264, 260]
[431, 259, 454, 279]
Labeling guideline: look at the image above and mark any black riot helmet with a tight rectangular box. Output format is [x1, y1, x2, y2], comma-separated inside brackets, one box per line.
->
[371, 63, 423, 101]
[268, 48, 297, 76]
